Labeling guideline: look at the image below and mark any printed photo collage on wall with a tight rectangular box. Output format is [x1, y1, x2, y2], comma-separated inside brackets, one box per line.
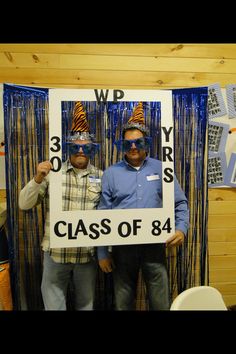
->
[208, 83, 236, 188]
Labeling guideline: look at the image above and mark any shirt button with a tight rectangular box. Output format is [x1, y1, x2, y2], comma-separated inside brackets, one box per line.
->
[138, 184, 141, 187]
[138, 197, 142, 200]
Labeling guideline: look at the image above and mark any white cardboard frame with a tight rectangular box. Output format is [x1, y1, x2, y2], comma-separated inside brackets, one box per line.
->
[49, 89, 174, 247]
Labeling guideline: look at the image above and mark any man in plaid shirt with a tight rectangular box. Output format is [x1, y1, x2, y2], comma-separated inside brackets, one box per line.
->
[19, 102, 103, 310]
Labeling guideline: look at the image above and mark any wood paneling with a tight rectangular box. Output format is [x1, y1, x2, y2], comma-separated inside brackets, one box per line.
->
[208, 228, 236, 242]
[1, 69, 236, 89]
[210, 255, 236, 269]
[0, 189, 6, 201]
[1, 53, 236, 73]
[0, 44, 236, 89]
[208, 215, 236, 229]
[210, 269, 236, 283]
[209, 188, 236, 201]
[1, 43, 236, 58]
[209, 242, 236, 256]
[222, 295, 236, 306]
[211, 282, 236, 295]
[209, 201, 236, 214]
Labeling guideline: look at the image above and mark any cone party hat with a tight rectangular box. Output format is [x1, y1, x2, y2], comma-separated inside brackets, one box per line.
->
[68, 101, 93, 141]
[127, 101, 145, 125]
[123, 101, 149, 135]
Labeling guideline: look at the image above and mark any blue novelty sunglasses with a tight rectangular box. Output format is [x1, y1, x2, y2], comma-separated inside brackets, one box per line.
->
[115, 137, 152, 152]
[66, 142, 100, 157]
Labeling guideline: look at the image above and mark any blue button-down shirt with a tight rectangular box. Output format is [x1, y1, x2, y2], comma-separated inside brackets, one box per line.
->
[97, 156, 189, 259]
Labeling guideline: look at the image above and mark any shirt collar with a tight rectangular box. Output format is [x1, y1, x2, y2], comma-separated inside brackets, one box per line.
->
[64, 159, 93, 175]
[123, 155, 149, 170]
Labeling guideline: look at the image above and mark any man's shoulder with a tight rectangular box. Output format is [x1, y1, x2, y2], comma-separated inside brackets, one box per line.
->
[61, 160, 70, 171]
[147, 157, 162, 166]
[89, 164, 103, 175]
[104, 161, 124, 172]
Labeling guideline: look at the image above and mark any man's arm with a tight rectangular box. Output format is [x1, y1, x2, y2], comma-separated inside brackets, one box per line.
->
[19, 161, 52, 210]
[166, 176, 190, 248]
[97, 169, 113, 272]
[19, 178, 47, 210]
[97, 169, 113, 210]
[97, 246, 113, 273]
[173, 176, 190, 235]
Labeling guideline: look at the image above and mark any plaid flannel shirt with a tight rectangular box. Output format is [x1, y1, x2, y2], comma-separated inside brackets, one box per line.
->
[20, 160, 103, 263]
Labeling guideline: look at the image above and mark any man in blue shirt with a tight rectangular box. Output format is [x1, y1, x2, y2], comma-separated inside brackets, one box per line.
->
[97, 102, 189, 310]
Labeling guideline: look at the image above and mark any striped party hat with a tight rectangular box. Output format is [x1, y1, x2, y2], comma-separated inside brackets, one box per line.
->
[123, 102, 149, 135]
[68, 101, 94, 141]
[128, 101, 145, 125]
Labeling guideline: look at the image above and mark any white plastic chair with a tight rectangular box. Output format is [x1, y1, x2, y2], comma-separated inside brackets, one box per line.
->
[170, 286, 228, 310]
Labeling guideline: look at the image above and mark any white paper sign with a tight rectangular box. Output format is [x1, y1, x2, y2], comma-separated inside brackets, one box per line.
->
[49, 89, 174, 247]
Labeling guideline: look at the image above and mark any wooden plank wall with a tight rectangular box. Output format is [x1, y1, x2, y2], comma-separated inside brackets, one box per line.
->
[0, 43, 236, 307]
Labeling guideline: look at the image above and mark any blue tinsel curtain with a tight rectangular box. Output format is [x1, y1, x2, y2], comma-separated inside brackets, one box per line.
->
[4, 86, 208, 310]
[4, 84, 48, 310]
[169, 87, 209, 299]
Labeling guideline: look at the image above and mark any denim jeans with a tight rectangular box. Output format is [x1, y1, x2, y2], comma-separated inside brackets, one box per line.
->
[112, 244, 170, 310]
[41, 251, 97, 310]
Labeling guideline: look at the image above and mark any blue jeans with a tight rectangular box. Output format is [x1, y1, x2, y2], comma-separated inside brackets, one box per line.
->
[41, 251, 97, 310]
[112, 244, 170, 310]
